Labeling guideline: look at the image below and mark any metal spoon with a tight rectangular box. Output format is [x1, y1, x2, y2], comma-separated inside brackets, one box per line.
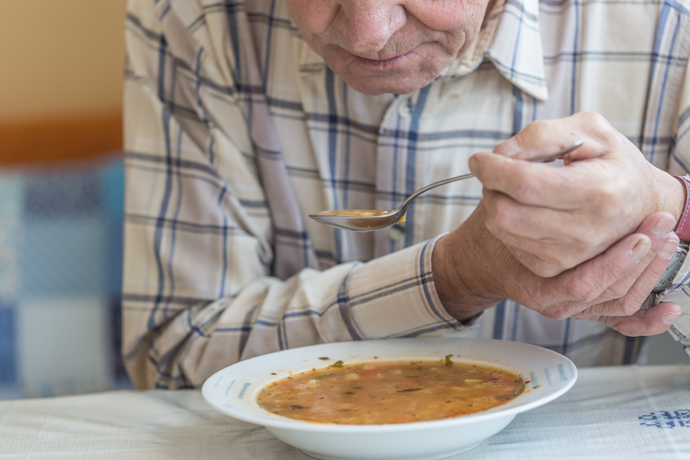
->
[309, 141, 584, 232]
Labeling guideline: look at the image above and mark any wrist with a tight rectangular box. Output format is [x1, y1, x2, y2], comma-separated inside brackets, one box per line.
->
[432, 208, 506, 320]
[653, 171, 685, 227]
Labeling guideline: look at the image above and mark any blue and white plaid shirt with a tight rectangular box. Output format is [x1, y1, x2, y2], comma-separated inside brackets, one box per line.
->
[123, 0, 690, 388]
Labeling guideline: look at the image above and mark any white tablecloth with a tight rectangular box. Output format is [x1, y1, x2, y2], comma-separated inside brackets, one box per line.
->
[1, 365, 689, 460]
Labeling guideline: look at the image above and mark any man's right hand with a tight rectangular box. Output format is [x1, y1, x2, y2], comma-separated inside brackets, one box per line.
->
[432, 206, 682, 336]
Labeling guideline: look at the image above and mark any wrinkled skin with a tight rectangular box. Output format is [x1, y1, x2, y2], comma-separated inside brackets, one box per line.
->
[285, 0, 493, 95]
[285, 2, 685, 335]
[434, 206, 682, 337]
[471, 112, 684, 278]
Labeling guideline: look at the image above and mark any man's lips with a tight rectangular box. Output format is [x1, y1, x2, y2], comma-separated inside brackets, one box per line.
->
[348, 48, 418, 69]
[353, 49, 413, 62]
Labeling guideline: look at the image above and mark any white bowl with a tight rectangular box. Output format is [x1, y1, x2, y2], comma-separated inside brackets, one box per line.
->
[202, 338, 577, 460]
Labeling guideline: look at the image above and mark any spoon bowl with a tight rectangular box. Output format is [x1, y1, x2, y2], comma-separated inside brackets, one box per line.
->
[309, 209, 403, 232]
[309, 141, 583, 232]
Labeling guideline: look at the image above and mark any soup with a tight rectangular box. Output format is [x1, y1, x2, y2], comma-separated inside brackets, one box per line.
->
[257, 357, 525, 425]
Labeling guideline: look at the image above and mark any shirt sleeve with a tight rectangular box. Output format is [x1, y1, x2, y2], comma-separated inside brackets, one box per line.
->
[122, 0, 470, 389]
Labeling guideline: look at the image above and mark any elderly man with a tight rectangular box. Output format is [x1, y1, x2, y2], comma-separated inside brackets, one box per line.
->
[123, 0, 690, 389]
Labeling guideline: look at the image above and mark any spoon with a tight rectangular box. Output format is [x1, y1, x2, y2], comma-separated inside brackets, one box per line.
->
[309, 141, 584, 232]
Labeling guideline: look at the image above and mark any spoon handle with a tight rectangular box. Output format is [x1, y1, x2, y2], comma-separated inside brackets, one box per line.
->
[397, 141, 584, 212]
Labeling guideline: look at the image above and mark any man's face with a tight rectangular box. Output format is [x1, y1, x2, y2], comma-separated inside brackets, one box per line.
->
[285, 0, 494, 95]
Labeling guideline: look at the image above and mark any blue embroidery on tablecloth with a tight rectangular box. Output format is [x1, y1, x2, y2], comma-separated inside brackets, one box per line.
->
[639, 410, 690, 428]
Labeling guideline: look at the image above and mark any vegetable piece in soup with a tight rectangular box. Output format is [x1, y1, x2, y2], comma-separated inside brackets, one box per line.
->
[257, 359, 525, 425]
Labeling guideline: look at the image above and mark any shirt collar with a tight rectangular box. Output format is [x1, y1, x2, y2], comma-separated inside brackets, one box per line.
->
[486, 0, 548, 101]
[296, 0, 548, 101]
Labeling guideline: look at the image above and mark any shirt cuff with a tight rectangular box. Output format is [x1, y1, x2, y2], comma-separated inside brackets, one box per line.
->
[340, 235, 478, 339]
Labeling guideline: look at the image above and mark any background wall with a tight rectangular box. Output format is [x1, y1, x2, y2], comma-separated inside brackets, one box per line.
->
[0, 0, 127, 121]
[0, 0, 129, 399]
[0, 0, 126, 166]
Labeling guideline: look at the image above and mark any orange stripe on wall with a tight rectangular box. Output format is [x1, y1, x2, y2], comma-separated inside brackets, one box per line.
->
[0, 112, 123, 166]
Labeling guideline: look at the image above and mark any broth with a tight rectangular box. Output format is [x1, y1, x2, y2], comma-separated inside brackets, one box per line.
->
[257, 358, 525, 425]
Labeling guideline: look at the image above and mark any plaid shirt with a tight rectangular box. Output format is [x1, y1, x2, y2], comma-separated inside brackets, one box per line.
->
[123, 0, 690, 388]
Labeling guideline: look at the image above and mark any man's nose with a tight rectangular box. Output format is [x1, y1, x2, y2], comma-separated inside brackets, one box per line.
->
[337, 1, 407, 56]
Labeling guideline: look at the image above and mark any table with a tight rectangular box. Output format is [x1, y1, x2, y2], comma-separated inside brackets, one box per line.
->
[1, 365, 689, 460]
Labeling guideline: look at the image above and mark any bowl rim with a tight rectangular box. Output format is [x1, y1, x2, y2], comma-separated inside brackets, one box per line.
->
[202, 338, 577, 433]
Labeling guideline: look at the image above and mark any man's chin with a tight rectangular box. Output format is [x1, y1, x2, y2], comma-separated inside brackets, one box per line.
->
[338, 72, 436, 96]
[323, 45, 449, 95]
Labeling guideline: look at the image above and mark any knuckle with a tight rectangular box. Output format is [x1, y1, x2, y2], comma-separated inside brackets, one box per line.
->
[603, 283, 627, 301]
[622, 297, 641, 316]
[617, 297, 641, 316]
[577, 111, 622, 146]
[578, 111, 609, 129]
[596, 181, 625, 211]
[599, 129, 621, 147]
[566, 277, 602, 304]
[544, 305, 571, 321]
[522, 120, 552, 144]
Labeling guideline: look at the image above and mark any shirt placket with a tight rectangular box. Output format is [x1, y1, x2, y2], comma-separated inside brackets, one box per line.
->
[373, 86, 438, 258]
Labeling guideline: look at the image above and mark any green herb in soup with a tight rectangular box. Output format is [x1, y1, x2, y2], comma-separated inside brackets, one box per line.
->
[257, 359, 525, 425]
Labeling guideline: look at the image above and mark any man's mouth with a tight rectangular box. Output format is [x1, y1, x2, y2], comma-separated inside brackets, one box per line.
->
[350, 48, 417, 70]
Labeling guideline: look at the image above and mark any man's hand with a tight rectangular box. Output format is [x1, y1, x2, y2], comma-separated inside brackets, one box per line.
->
[468, 111, 685, 277]
[433, 207, 682, 336]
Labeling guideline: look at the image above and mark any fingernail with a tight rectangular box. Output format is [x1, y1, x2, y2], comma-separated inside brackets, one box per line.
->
[664, 312, 681, 324]
[653, 217, 676, 238]
[628, 238, 650, 262]
[468, 156, 477, 172]
[495, 136, 522, 157]
[659, 233, 680, 259]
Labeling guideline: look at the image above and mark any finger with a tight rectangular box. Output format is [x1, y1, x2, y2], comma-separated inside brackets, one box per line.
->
[537, 233, 652, 318]
[577, 232, 679, 317]
[501, 228, 599, 278]
[493, 119, 582, 159]
[482, 187, 586, 240]
[469, 152, 584, 209]
[470, 147, 625, 211]
[482, 187, 612, 263]
[481, 196, 675, 279]
[631, 212, 678, 248]
[472, 113, 623, 209]
[493, 112, 615, 162]
[593, 302, 682, 336]
[507, 245, 577, 278]
[580, 213, 676, 306]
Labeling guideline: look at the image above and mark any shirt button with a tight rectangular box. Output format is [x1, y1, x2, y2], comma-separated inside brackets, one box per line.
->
[388, 223, 405, 242]
[397, 100, 413, 118]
